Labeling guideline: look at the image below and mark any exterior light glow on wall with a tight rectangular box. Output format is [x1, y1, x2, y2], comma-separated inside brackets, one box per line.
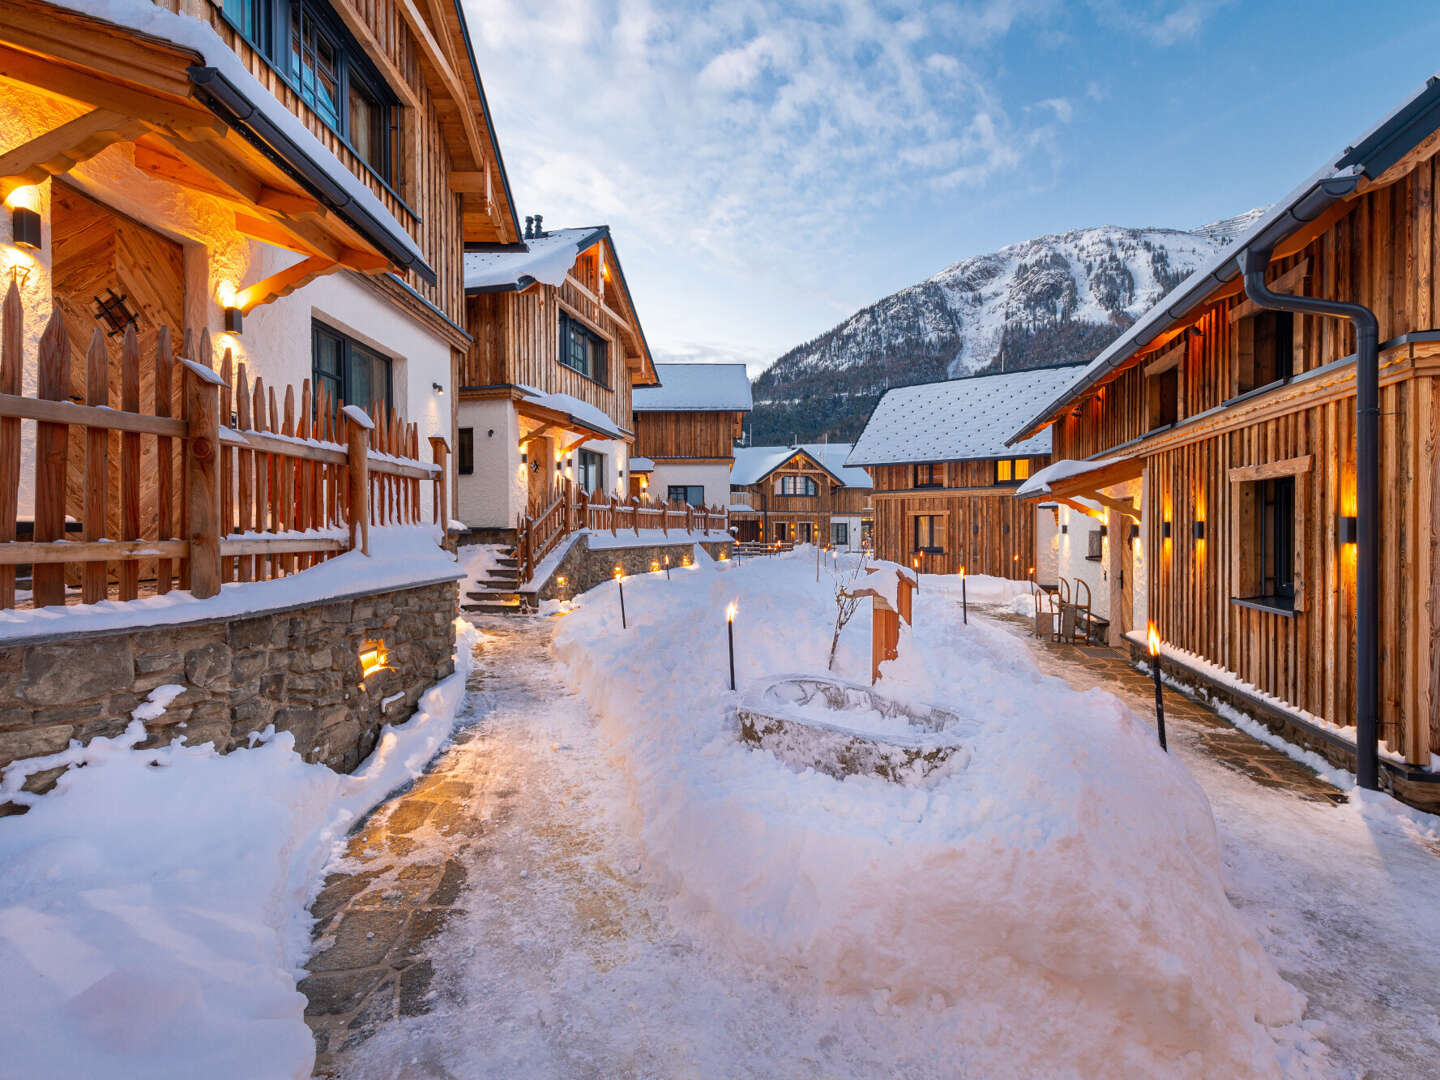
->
[1192, 521, 1206, 541]
[1161, 521, 1172, 539]
[1339, 515, 1358, 545]
[223, 306, 243, 334]
[359, 639, 388, 677]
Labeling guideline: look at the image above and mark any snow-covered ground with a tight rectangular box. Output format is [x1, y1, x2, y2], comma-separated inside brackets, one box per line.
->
[0, 621, 479, 1079]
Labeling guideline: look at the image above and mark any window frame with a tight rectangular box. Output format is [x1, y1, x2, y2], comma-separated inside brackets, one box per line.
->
[457, 427, 474, 475]
[217, 0, 400, 186]
[911, 513, 944, 555]
[311, 320, 393, 419]
[577, 448, 604, 495]
[558, 310, 609, 386]
[830, 521, 849, 547]
[1227, 456, 1310, 615]
[777, 474, 819, 497]
[667, 484, 705, 507]
[1144, 340, 1183, 432]
[1234, 308, 1295, 399]
[993, 458, 1032, 486]
[913, 463, 944, 489]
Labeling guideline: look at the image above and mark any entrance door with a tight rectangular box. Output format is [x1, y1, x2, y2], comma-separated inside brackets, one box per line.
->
[799, 521, 814, 544]
[50, 182, 184, 544]
[526, 435, 553, 511]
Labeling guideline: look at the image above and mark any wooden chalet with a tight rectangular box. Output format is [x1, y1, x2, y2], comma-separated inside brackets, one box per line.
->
[1010, 77, 1440, 795]
[631, 362, 752, 506]
[457, 223, 659, 531]
[847, 367, 1082, 577]
[729, 443, 872, 549]
[0, 0, 520, 527]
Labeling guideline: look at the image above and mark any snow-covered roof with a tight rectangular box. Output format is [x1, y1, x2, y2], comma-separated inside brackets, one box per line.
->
[463, 228, 604, 292]
[520, 387, 628, 440]
[57, 0, 429, 276]
[846, 367, 1084, 466]
[629, 457, 655, 472]
[1016, 456, 1123, 498]
[633, 364, 753, 412]
[1008, 76, 1440, 445]
[731, 444, 872, 489]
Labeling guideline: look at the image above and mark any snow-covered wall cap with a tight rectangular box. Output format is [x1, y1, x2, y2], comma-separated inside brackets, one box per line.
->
[846, 366, 1083, 467]
[55, 0, 425, 269]
[1015, 456, 1123, 497]
[633, 363, 753, 412]
[730, 444, 871, 489]
[179, 359, 227, 386]
[464, 228, 603, 291]
[341, 404, 375, 430]
[629, 457, 655, 472]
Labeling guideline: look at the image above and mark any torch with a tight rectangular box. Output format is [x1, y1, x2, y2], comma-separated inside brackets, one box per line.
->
[1028, 565, 1036, 595]
[912, 554, 921, 592]
[664, 553, 671, 580]
[726, 600, 738, 691]
[1147, 621, 1168, 751]
[960, 565, 967, 624]
[614, 566, 627, 629]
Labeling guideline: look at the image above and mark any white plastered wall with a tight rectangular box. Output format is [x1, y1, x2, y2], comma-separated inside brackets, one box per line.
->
[0, 86, 450, 521]
[1035, 504, 1060, 584]
[456, 398, 523, 528]
[1051, 477, 1143, 623]
[647, 462, 731, 507]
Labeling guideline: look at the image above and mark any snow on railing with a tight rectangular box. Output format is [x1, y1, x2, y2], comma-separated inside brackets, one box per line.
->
[0, 282, 448, 609]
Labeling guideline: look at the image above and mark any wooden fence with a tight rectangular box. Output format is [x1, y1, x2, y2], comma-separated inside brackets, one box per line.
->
[0, 281, 447, 609]
[516, 478, 728, 584]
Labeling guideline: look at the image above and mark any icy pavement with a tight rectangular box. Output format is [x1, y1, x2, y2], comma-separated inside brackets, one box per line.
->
[308, 604, 1440, 1079]
[988, 609, 1440, 1080]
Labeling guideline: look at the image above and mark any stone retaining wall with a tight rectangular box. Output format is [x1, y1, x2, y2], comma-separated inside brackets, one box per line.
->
[0, 577, 460, 811]
[532, 534, 732, 600]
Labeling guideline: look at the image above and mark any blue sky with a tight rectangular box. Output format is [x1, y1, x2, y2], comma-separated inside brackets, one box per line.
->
[465, 1, 1440, 376]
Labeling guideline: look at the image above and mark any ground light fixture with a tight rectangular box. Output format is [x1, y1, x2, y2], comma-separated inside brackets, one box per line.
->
[726, 600, 738, 690]
[614, 566, 627, 629]
[1147, 622, 1168, 752]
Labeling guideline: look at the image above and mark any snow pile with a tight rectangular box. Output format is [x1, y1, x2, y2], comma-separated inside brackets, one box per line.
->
[0, 620, 479, 1079]
[553, 552, 1321, 1077]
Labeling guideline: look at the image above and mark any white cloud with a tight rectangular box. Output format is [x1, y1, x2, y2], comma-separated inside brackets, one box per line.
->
[1085, 0, 1232, 46]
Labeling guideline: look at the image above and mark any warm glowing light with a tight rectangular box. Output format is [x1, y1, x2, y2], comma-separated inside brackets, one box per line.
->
[1147, 621, 1161, 657]
[4, 185, 38, 212]
[959, 565, 966, 578]
[726, 600, 738, 623]
[360, 639, 388, 676]
[613, 565, 623, 579]
[557, 576, 566, 586]
[216, 280, 238, 309]
[650, 560, 660, 572]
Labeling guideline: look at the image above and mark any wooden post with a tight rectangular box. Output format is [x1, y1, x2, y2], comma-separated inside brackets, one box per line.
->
[345, 406, 371, 555]
[119, 325, 141, 601]
[82, 329, 109, 603]
[154, 326, 175, 593]
[871, 596, 900, 684]
[33, 312, 69, 607]
[184, 354, 223, 599]
[1106, 506, 1125, 647]
[429, 435, 450, 526]
[0, 282, 20, 608]
[897, 574, 913, 626]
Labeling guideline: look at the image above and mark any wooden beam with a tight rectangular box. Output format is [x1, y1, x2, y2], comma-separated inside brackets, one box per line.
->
[1227, 455, 1313, 484]
[256, 188, 323, 217]
[519, 422, 558, 446]
[0, 108, 152, 200]
[393, 0, 487, 170]
[326, 0, 423, 110]
[1055, 496, 1104, 520]
[236, 255, 337, 314]
[559, 434, 592, 456]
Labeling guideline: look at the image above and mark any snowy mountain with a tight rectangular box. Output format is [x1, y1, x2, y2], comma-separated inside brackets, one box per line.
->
[750, 222, 1240, 444]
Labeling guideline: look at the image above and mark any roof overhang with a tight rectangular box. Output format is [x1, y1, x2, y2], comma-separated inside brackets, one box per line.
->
[1007, 74, 1440, 446]
[1014, 455, 1143, 502]
[745, 447, 847, 488]
[517, 398, 629, 445]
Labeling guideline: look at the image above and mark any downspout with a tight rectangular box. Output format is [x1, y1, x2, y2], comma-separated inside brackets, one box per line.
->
[1238, 245, 1380, 790]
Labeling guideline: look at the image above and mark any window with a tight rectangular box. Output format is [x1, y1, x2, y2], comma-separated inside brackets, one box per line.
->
[1086, 528, 1104, 561]
[1236, 477, 1297, 612]
[668, 485, 704, 506]
[994, 458, 1031, 485]
[219, 0, 398, 184]
[799, 522, 815, 544]
[578, 449, 603, 494]
[458, 427, 474, 475]
[913, 463, 944, 489]
[912, 514, 942, 554]
[778, 475, 819, 497]
[312, 322, 391, 416]
[831, 522, 849, 547]
[1236, 310, 1294, 396]
[1145, 353, 1181, 431]
[560, 312, 607, 384]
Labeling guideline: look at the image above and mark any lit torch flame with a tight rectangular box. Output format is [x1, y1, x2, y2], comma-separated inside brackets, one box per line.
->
[1147, 621, 1161, 657]
[726, 600, 737, 623]
[959, 565, 966, 579]
[613, 566, 622, 580]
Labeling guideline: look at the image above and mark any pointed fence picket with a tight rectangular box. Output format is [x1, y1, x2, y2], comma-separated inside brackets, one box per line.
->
[0, 282, 448, 609]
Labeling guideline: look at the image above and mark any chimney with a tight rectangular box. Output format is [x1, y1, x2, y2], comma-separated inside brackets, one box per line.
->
[790, 432, 797, 448]
[534, 213, 544, 238]
[524, 215, 534, 239]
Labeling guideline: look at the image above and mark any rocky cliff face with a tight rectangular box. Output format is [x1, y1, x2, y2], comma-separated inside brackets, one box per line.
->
[750, 222, 1241, 444]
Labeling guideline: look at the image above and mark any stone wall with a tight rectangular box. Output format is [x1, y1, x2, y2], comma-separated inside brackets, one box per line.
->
[0, 577, 460, 811]
[532, 534, 733, 600]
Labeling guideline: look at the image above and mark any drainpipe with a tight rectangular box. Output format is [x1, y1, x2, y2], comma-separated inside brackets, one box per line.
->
[1238, 245, 1380, 790]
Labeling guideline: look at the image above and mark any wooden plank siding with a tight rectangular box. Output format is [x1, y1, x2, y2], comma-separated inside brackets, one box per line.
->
[865, 458, 1047, 577]
[732, 454, 871, 543]
[633, 410, 743, 461]
[1044, 153, 1440, 761]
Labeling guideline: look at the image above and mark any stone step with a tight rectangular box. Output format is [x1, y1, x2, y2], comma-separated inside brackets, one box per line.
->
[461, 598, 533, 615]
[494, 557, 518, 567]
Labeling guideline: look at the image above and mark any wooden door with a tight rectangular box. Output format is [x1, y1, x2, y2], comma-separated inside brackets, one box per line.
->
[527, 435, 553, 510]
[50, 182, 184, 543]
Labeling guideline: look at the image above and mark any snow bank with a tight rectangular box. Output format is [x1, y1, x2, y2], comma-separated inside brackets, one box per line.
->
[0, 621, 479, 1079]
[552, 554, 1320, 1077]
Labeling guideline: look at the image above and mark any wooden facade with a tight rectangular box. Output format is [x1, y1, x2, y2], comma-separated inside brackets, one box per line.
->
[731, 449, 871, 546]
[1019, 146, 1440, 765]
[865, 456, 1049, 577]
[633, 410, 744, 463]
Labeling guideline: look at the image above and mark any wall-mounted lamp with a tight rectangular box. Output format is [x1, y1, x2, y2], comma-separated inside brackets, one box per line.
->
[1130, 523, 1140, 541]
[1192, 521, 1206, 541]
[432, 381, 444, 395]
[1060, 523, 1068, 534]
[10, 205, 40, 250]
[521, 451, 527, 464]
[1161, 521, 1173, 539]
[1098, 524, 1108, 538]
[223, 306, 243, 334]
[1339, 515, 1358, 545]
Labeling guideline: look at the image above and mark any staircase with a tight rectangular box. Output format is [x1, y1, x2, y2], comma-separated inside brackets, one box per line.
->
[461, 547, 536, 615]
